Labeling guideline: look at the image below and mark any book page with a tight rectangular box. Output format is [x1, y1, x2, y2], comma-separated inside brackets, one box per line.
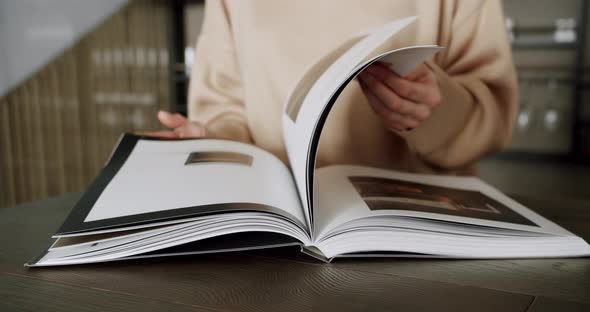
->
[282, 17, 422, 229]
[35, 213, 309, 266]
[313, 165, 572, 240]
[57, 135, 306, 235]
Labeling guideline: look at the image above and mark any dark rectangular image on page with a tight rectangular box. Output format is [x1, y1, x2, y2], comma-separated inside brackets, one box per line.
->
[348, 176, 536, 226]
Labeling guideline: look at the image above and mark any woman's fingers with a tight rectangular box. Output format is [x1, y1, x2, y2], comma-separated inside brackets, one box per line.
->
[364, 63, 440, 107]
[358, 71, 431, 121]
[135, 130, 180, 138]
[403, 63, 431, 81]
[173, 122, 207, 138]
[158, 110, 188, 128]
[138, 111, 206, 139]
[359, 79, 420, 131]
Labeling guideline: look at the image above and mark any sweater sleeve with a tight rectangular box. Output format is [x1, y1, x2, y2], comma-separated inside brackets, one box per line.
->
[399, 0, 518, 169]
[187, 0, 252, 143]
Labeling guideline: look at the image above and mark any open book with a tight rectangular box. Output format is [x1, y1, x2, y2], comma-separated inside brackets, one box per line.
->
[27, 17, 590, 266]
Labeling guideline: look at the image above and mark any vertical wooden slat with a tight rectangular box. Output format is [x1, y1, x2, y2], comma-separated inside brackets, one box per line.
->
[141, 0, 153, 131]
[92, 16, 107, 168]
[128, 0, 142, 133]
[40, 67, 60, 197]
[77, 34, 101, 183]
[45, 64, 65, 195]
[55, 54, 69, 190]
[7, 93, 17, 203]
[53, 55, 69, 191]
[113, 8, 130, 136]
[146, 0, 160, 131]
[109, 9, 124, 152]
[147, 0, 162, 130]
[90, 18, 104, 170]
[155, 0, 173, 116]
[38, 68, 51, 196]
[63, 53, 76, 190]
[154, 0, 165, 126]
[127, 0, 140, 133]
[39, 67, 51, 196]
[53, 61, 68, 194]
[8, 91, 25, 203]
[96, 12, 116, 165]
[57, 50, 82, 191]
[0, 98, 16, 207]
[131, 3, 141, 133]
[29, 76, 48, 199]
[26, 82, 39, 201]
[67, 47, 85, 189]
[20, 82, 35, 202]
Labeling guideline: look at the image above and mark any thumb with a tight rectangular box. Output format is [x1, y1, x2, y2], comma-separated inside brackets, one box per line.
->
[405, 63, 430, 81]
[158, 110, 187, 129]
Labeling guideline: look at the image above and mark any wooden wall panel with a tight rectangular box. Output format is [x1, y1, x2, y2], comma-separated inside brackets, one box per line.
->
[0, 0, 174, 207]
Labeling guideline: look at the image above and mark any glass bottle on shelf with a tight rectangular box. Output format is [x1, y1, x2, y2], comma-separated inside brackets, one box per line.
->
[554, 18, 577, 44]
[517, 80, 533, 132]
[543, 79, 560, 132]
[505, 17, 515, 43]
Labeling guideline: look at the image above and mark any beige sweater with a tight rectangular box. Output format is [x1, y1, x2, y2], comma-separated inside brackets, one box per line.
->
[188, 0, 518, 175]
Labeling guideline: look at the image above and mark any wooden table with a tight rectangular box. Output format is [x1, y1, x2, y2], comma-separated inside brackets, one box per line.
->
[1, 193, 589, 312]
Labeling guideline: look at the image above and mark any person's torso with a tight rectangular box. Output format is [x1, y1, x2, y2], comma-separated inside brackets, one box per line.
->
[223, 0, 455, 173]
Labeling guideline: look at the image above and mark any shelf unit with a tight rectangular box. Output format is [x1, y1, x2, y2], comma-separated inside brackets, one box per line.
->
[504, 0, 589, 162]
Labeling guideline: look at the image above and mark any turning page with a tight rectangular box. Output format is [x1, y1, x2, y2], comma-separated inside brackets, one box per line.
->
[282, 16, 441, 230]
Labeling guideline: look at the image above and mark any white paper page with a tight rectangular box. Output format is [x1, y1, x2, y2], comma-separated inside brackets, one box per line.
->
[282, 17, 418, 228]
[316, 229, 590, 259]
[55, 214, 219, 237]
[84, 139, 305, 226]
[317, 217, 555, 244]
[39, 222, 306, 266]
[314, 165, 572, 240]
[367, 45, 444, 77]
[45, 214, 309, 262]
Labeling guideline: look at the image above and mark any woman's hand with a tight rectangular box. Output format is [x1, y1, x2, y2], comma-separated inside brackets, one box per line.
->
[357, 62, 442, 132]
[138, 110, 206, 139]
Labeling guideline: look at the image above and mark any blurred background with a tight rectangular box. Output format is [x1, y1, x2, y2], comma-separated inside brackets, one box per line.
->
[1, 0, 589, 208]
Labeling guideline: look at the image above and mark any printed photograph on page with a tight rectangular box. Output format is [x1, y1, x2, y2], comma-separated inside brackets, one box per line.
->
[348, 176, 535, 226]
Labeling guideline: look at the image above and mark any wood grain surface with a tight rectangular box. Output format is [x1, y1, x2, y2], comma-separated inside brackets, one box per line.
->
[1, 193, 589, 312]
[0, 274, 214, 312]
